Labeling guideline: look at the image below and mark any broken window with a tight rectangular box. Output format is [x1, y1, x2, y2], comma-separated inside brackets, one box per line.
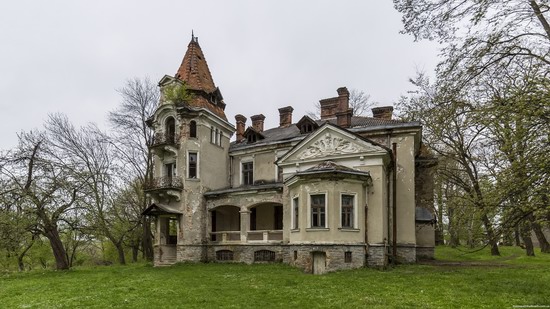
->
[344, 251, 352, 263]
[188, 152, 197, 178]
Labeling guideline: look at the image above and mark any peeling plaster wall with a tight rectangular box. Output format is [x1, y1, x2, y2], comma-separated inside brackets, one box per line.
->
[391, 134, 417, 245]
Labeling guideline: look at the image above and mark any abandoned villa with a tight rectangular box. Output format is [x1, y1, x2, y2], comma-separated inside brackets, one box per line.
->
[142, 35, 436, 274]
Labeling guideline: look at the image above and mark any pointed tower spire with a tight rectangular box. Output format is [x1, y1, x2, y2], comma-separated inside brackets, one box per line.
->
[174, 33, 227, 120]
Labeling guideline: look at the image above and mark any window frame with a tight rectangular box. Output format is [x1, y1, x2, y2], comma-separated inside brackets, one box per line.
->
[292, 196, 300, 230]
[188, 151, 198, 179]
[309, 193, 327, 228]
[241, 161, 254, 185]
[340, 193, 356, 229]
[189, 120, 197, 138]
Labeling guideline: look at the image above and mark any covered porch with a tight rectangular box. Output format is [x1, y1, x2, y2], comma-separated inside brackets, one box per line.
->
[204, 184, 284, 244]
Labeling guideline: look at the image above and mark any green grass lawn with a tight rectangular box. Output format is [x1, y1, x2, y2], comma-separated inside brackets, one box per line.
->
[1, 246, 549, 308]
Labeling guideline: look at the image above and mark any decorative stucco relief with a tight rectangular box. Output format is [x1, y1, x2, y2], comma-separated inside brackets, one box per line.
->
[297, 133, 378, 160]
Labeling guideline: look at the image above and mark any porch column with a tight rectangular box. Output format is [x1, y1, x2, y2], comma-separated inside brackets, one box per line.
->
[154, 216, 161, 245]
[240, 208, 251, 242]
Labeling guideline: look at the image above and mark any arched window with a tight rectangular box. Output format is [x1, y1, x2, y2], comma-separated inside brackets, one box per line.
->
[165, 117, 176, 144]
[189, 121, 197, 138]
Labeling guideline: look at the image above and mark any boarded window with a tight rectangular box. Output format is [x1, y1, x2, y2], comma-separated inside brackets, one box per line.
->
[254, 250, 275, 262]
[216, 250, 234, 261]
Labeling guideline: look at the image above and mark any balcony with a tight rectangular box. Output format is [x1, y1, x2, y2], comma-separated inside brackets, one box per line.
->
[144, 176, 183, 200]
[150, 132, 179, 156]
[144, 176, 183, 191]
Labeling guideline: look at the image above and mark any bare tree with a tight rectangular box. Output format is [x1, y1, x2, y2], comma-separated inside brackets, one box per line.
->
[307, 89, 376, 119]
[0, 133, 80, 270]
[109, 77, 158, 261]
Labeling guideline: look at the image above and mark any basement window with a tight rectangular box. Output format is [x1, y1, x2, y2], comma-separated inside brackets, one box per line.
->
[216, 250, 234, 261]
[344, 251, 352, 263]
[254, 250, 275, 262]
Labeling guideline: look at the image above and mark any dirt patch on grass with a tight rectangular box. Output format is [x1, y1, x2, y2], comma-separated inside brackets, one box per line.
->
[418, 254, 520, 267]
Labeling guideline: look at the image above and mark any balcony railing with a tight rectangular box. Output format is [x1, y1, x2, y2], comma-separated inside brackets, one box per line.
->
[144, 176, 183, 191]
[151, 132, 179, 148]
[209, 230, 283, 243]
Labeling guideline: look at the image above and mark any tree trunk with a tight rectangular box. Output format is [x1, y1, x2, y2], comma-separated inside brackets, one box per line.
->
[17, 239, 35, 272]
[142, 217, 154, 261]
[528, 213, 550, 253]
[481, 214, 500, 256]
[515, 227, 522, 247]
[132, 245, 139, 263]
[520, 221, 535, 256]
[44, 226, 70, 270]
[116, 242, 126, 265]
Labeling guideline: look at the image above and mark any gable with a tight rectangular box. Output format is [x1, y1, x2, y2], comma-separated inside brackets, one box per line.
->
[277, 123, 389, 165]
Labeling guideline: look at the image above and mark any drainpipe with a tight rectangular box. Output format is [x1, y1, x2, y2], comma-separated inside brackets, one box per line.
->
[392, 143, 397, 264]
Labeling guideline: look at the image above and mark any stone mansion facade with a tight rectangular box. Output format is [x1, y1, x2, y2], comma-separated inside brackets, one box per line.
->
[142, 35, 436, 274]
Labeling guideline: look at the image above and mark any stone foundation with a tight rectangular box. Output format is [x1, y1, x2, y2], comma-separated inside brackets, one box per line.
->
[395, 244, 416, 264]
[366, 244, 388, 268]
[416, 246, 434, 260]
[159, 243, 425, 272]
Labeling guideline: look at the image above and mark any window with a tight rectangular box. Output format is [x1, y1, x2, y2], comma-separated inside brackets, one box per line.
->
[344, 251, 352, 263]
[341, 194, 354, 228]
[189, 121, 197, 138]
[216, 250, 234, 261]
[215, 128, 219, 145]
[311, 194, 326, 228]
[165, 117, 176, 144]
[293, 197, 299, 229]
[254, 250, 275, 262]
[218, 130, 223, 146]
[242, 162, 254, 185]
[247, 133, 257, 143]
[277, 166, 283, 182]
[188, 152, 197, 178]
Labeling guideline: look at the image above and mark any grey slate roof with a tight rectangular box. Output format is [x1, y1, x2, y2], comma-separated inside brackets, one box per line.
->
[230, 115, 420, 151]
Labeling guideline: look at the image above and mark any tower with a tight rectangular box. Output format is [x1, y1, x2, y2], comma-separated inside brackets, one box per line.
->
[144, 34, 235, 265]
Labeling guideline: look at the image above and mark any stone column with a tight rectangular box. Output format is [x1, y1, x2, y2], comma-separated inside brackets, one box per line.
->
[240, 209, 251, 242]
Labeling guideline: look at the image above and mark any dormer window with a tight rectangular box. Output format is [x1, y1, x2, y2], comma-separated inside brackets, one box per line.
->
[243, 127, 265, 144]
[296, 115, 319, 134]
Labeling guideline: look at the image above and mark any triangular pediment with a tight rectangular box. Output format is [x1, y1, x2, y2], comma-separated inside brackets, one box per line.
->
[277, 123, 389, 165]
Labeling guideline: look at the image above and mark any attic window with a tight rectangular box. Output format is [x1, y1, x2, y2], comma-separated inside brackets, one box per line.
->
[301, 123, 314, 133]
[247, 134, 257, 143]
[296, 116, 319, 134]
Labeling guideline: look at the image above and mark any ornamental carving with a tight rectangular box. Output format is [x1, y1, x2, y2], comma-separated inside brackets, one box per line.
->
[298, 133, 363, 159]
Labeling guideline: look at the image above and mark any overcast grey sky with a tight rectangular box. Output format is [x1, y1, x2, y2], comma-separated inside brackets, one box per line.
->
[0, 1, 439, 150]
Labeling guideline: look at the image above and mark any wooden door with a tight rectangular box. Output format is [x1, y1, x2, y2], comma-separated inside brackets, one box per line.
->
[312, 252, 326, 275]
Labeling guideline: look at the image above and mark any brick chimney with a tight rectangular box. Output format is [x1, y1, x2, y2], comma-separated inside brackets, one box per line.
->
[278, 106, 294, 128]
[235, 114, 247, 142]
[336, 87, 350, 112]
[371, 106, 394, 120]
[250, 114, 266, 132]
[320, 87, 350, 120]
[336, 108, 353, 128]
